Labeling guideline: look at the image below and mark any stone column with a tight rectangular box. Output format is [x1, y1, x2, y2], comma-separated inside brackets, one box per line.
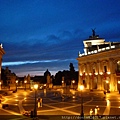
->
[0, 58, 2, 80]
[97, 60, 102, 90]
[86, 62, 90, 89]
[78, 63, 81, 89]
[88, 63, 93, 90]
[109, 58, 115, 91]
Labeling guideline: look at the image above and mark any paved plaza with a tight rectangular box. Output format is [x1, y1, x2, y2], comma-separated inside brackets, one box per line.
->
[0, 89, 120, 120]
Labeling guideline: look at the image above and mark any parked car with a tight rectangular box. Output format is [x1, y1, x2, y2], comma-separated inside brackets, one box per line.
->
[2, 104, 9, 109]
[3, 92, 8, 96]
[39, 85, 43, 90]
[22, 111, 31, 116]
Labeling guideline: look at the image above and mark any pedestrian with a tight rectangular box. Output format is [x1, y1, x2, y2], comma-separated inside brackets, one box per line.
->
[37, 98, 40, 108]
[89, 109, 93, 120]
[95, 107, 98, 116]
[104, 91, 106, 95]
[40, 98, 42, 107]
[96, 106, 100, 115]
[90, 109, 93, 116]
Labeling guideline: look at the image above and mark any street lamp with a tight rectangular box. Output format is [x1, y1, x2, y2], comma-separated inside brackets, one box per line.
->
[24, 80, 27, 90]
[118, 81, 120, 84]
[62, 80, 65, 88]
[72, 80, 75, 89]
[15, 80, 18, 92]
[34, 84, 38, 117]
[79, 85, 84, 120]
[72, 80, 75, 84]
[106, 80, 109, 84]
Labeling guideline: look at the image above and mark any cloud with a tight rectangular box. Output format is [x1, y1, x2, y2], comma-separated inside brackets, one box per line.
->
[2, 58, 76, 66]
[2, 58, 78, 76]
[2, 61, 40, 66]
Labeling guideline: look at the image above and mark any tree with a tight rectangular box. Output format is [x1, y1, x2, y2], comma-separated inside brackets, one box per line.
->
[69, 63, 75, 72]
[54, 71, 62, 85]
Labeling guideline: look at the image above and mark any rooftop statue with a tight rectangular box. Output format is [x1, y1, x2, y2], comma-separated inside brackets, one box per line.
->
[92, 28, 96, 37]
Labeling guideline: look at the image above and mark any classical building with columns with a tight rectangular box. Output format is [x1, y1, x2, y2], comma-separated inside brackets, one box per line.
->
[77, 30, 120, 92]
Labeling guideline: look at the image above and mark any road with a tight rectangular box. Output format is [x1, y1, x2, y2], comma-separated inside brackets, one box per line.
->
[1, 88, 120, 120]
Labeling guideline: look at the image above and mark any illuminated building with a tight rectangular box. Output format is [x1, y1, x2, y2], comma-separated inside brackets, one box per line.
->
[0, 44, 5, 80]
[77, 30, 120, 92]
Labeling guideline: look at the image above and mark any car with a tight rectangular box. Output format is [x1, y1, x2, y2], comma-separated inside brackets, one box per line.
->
[2, 104, 9, 109]
[22, 111, 31, 116]
[13, 90, 17, 93]
[3, 92, 8, 96]
[39, 86, 43, 90]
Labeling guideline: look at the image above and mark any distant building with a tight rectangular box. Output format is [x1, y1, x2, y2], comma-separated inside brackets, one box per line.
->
[3, 67, 17, 90]
[77, 30, 120, 92]
[0, 44, 5, 80]
[44, 69, 53, 88]
[32, 76, 44, 83]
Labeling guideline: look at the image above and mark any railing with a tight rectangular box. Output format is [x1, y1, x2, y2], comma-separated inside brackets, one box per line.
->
[79, 45, 116, 57]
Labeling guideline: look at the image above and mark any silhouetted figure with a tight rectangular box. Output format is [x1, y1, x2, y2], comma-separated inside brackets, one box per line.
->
[40, 98, 42, 107]
[92, 28, 96, 37]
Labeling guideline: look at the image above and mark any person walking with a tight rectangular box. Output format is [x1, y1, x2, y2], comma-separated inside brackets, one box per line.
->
[40, 98, 42, 107]
[89, 109, 93, 120]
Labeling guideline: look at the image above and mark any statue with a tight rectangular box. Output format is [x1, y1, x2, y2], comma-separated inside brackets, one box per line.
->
[92, 28, 96, 37]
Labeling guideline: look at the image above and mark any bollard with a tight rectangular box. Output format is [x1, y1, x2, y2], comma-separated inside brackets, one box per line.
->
[30, 111, 33, 118]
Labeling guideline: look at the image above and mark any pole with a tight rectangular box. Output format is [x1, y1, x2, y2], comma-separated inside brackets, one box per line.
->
[16, 83, 17, 92]
[80, 90, 84, 120]
[0, 82, 1, 90]
[34, 89, 37, 117]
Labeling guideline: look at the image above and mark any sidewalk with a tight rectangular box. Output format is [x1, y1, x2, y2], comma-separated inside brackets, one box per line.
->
[83, 89, 120, 95]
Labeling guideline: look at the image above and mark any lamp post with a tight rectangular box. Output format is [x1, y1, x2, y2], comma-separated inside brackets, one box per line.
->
[62, 80, 64, 87]
[0, 82, 1, 90]
[79, 85, 84, 120]
[24, 80, 27, 90]
[72, 80, 75, 89]
[34, 84, 38, 117]
[118, 81, 120, 94]
[106, 80, 109, 93]
[15, 80, 18, 92]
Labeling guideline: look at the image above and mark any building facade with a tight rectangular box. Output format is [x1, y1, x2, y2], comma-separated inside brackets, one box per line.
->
[77, 30, 120, 92]
[0, 44, 5, 81]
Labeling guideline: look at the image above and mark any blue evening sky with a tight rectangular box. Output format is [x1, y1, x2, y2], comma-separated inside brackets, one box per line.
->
[0, 0, 120, 76]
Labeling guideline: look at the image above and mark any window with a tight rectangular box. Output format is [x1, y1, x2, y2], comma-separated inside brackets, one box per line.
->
[104, 66, 107, 73]
[117, 61, 120, 72]
[93, 69, 95, 74]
